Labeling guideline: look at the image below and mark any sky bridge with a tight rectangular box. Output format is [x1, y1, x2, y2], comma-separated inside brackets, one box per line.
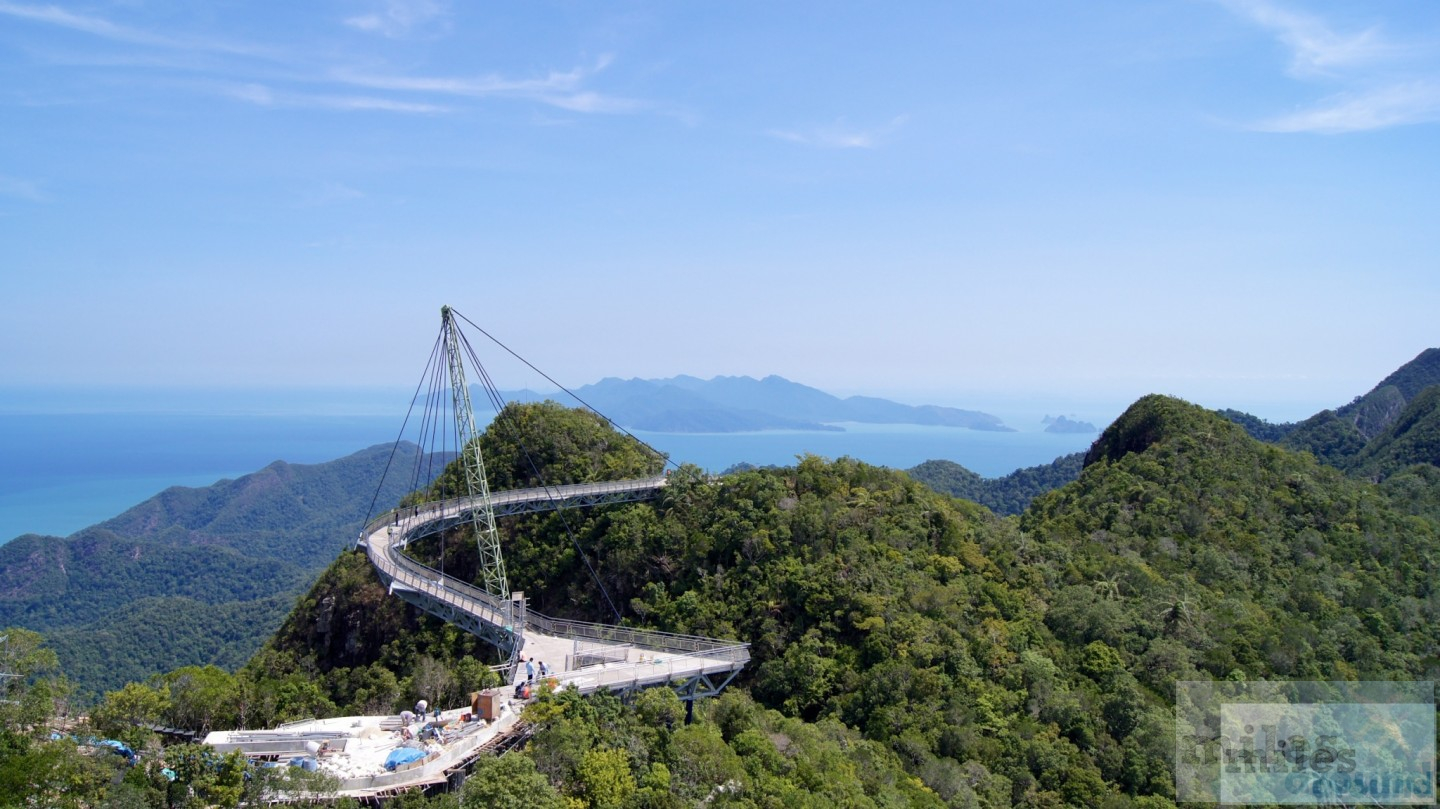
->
[206, 308, 748, 800]
[358, 478, 749, 702]
[355, 306, 749, 705]
[208, 474, 746, 800]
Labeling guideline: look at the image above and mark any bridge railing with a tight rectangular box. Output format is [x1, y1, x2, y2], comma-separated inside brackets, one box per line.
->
[386, 543, 747, 664]
[383, 535, 515, 625]
[486, 477, 668, 509]
[360, 475, 748, 667]
[546, 654, 738, 694]
[525, 613, 749, 663]
[365, 475, 668, 538]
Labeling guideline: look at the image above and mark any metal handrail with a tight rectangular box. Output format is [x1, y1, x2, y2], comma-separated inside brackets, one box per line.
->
[360, 475, 749, 666]
[382, 537, 747, 662]
[362, 477, 670, 539]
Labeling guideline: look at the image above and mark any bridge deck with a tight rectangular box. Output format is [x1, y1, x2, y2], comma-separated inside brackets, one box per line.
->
[359, 478, 749, 698]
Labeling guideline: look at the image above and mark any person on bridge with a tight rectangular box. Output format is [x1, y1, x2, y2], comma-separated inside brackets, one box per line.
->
[525, 658, 535, 683]
[539, 660, 549, 677]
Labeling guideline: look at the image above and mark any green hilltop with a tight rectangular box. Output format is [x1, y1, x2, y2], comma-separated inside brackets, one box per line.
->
[906, 453, 1084, 516]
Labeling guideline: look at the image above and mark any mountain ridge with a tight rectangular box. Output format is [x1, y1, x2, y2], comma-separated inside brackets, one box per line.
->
[0, 442, 434, 697]
[1219, 347, 1440, 478]
[504, 373, 1013, 433]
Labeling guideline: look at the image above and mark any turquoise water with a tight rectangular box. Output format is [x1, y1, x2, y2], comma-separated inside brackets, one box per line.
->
[0, 412, 1098, 544]
[632, 423, 1093, 476]
[0, 413, 402, 542]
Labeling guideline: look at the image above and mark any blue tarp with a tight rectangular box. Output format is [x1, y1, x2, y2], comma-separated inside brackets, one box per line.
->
[384, 747, 427, 771]
[97, 739, 137, 764]
[288, 756, 319, 772]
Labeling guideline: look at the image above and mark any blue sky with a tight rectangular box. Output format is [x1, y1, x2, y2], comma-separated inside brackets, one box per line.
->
[2, 0, 1437, 421]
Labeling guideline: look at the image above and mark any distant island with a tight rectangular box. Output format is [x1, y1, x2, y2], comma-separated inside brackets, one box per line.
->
[1042, 414, 1097, 434]
[500, 374, 1013, 433]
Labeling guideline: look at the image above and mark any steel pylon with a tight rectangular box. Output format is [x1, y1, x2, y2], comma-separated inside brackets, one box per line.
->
[439, 305, 518, 656]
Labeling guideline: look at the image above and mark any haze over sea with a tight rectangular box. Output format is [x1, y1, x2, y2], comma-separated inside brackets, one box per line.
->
[0, 387, 1139, 544]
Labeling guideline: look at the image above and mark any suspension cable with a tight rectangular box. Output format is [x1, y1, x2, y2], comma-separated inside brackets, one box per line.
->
[369, 308, 660, 626]
[361, 330, 446, 534]
[452, 309, 673, 471]
[452, 319, 626, 623]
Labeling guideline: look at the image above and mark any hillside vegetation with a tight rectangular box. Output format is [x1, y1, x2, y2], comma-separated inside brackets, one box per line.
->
[1222, 348, 1440, 478]
[907, 453, 1084, 516]
[8, 386, 1440, 807]
[144, 396, 1438, 808]
[0, 443, 428, 698]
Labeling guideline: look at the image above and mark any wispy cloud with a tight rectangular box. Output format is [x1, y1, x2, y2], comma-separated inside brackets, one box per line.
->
[332, 54, 641, 113]
[1255, 81, 1440, 133]
[1218, 0, 1438, 133]
[0, 1, 171, 47]
[297, 182, 367, 208]
[0, 175, 47, 202]
[1, 3, 642, 119]
[769, 116, 908, 149]
[225, 83, 447, 114]
[0, 0, 271, 58]
[1219, 0, 1397, 77]
[344, 0, 451, 39]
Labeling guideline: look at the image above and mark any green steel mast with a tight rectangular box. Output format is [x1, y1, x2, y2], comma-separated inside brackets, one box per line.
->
[440, 306, 514, 640]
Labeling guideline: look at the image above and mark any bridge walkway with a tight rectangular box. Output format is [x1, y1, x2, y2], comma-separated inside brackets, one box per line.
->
[359, 477, 749, 700]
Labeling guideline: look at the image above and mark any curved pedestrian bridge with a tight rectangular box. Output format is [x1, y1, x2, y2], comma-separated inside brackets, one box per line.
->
[358, 477, 749, 700]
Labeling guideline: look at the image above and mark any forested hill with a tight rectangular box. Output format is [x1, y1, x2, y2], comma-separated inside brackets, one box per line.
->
[906, 453, 1084, 515]
[1220, 347, 1440, 475]
[0, 442, 431, 697]
[1030, 394, 1440, 679]
[1349, 384, 1440, 481]
[209, 396, 1440, 808]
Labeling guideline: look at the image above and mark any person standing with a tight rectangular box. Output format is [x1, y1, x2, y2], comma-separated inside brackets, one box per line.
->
[525, 657, 535, 683]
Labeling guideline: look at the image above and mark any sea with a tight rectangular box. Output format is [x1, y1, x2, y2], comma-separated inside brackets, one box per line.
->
[0, 396, 1116, 544]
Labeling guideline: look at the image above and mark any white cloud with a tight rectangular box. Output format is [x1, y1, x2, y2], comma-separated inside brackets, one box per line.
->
[332, 55, 640, 113]
[298, 182, 366, 207]
[540, 91, 641, 114]
[224, 83, 447, 114]
[0, 175, 47, 202]
[230, 83, 274, 106]
[1217, 0, 1439, 133]
[769, 116, 908, 149]
[344, 0, 450, 39]
[332, 67, 583, 96]
[0, 0, 270, 57]
[1256, 82, 1440, 133]
[321, 96, 446, 113]
[1, 3, 639, 119]
[0, 1, 168, 46]
[1220, 0, 1397, 77]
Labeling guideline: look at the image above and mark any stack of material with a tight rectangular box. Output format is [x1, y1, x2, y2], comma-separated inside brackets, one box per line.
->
[383, 747, 427, 772]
